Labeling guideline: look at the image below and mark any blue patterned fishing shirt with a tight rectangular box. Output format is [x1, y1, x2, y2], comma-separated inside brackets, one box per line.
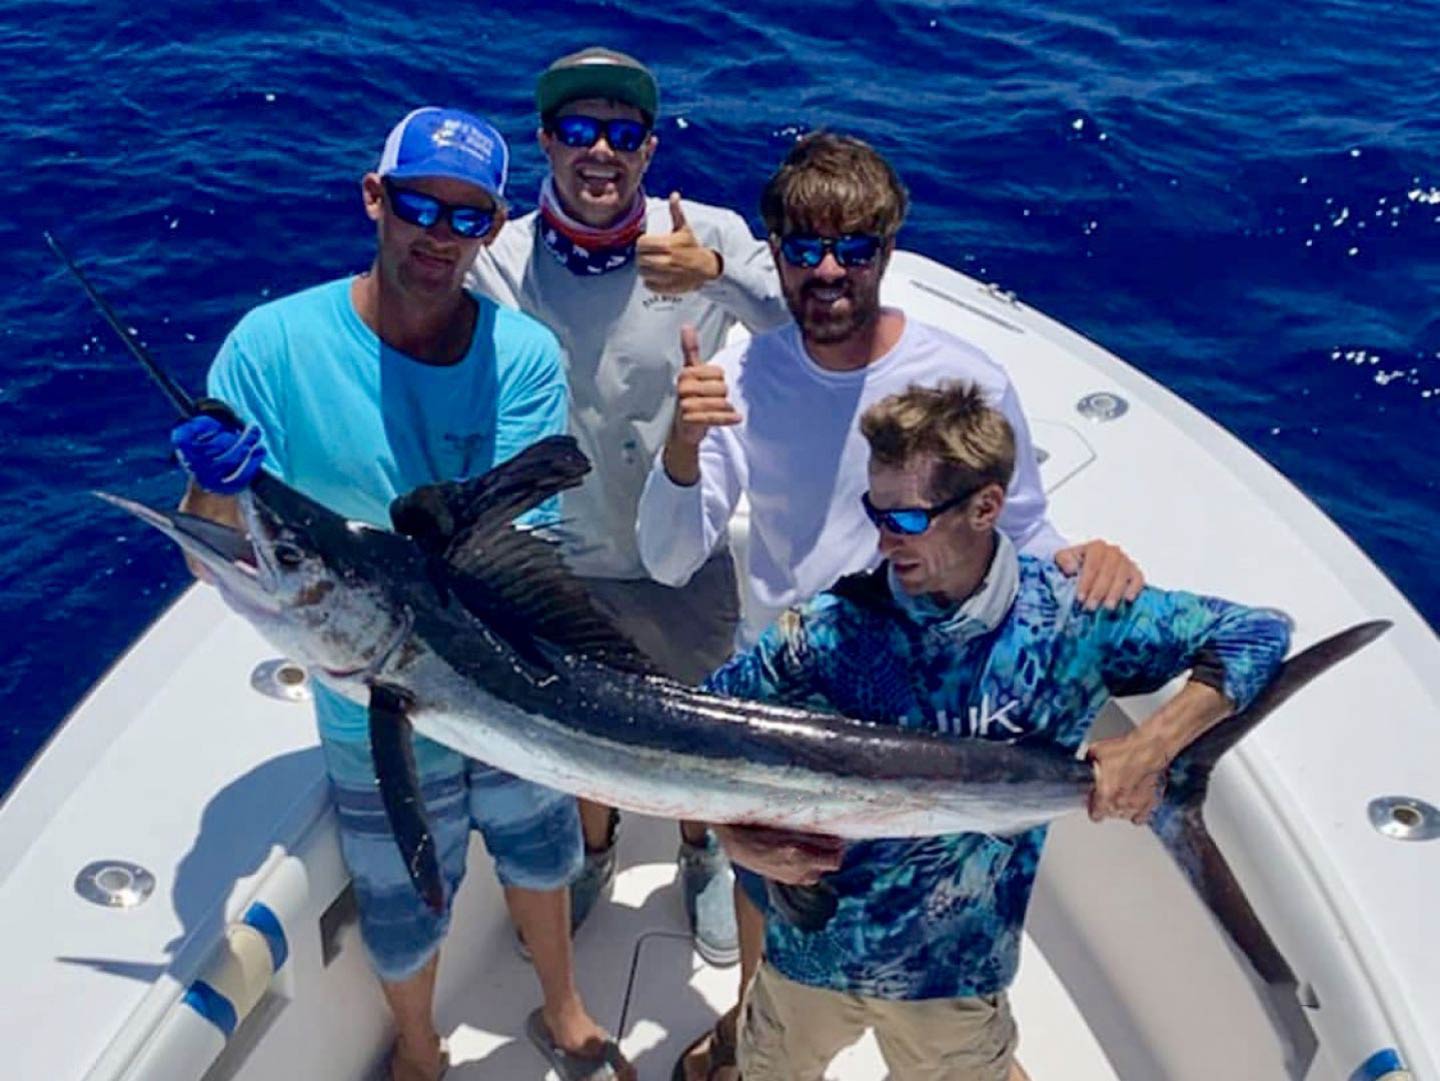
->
[708, 553, 1290, 1001]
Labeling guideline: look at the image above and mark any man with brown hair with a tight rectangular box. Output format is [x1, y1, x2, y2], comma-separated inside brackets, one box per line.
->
[468, 46, 790, 970]
[173, 107, 634, 1081]
[702, 380, 1290, 1079]
[637, 131, 1143, 1080]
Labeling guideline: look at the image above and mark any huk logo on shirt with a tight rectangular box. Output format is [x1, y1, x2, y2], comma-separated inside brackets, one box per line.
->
[933, 693, 1024, 741]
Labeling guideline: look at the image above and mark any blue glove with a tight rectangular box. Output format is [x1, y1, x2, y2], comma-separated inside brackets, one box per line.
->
[172, 415, 267, 494]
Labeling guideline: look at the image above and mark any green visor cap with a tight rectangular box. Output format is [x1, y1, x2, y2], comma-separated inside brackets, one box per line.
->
[536, 47, 659, 124]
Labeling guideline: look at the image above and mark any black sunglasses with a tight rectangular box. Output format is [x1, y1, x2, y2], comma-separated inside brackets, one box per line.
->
[548, 114, 651, 154]
[778, 232, 884, 269]
[861, 487, 980, 536]
[382, 177, 496, 239]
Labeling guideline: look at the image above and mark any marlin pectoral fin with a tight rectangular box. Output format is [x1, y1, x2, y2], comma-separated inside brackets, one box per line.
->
[766, 881, 839, 933]
[368, 684, 445, 916]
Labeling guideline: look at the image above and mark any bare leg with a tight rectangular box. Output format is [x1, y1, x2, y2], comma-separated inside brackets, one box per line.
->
[1009, 1060, 1033, 1081]
[736, 883, 765, 992]
[578, 797, 616, 851]
[507, 883, 635, 1081]
[679, 818, 709, 845]
[678, 882, 762, 1080]
[381, 953, 447, 1081]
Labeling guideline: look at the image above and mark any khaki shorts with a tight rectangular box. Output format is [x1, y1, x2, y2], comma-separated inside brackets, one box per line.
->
[581, 552, 740, 684]
[739, 961, 1018, 1081]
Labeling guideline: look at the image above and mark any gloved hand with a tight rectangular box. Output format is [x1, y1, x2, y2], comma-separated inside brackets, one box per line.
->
[172, 414, 266, 494]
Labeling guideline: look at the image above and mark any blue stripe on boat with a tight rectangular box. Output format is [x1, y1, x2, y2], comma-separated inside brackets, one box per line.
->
[243, 901, 289, 971]
[182, 979, 237, 1037]
[1350, 1048, 1405, 1081]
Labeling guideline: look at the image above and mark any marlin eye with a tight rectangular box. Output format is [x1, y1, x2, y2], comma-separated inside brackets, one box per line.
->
[273, 542, 305, 569]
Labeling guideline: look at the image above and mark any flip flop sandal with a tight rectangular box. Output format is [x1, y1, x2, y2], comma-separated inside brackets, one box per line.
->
[526, 1008, 630, 1080]
[670, 1019, 739, 1081]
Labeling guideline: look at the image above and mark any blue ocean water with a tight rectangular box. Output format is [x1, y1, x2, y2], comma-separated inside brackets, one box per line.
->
[1, 1, 1435, 795]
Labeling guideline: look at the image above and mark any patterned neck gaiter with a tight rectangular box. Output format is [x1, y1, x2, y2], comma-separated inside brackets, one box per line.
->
[888, 531, 1021, 647]
[537, 175, 647, 276]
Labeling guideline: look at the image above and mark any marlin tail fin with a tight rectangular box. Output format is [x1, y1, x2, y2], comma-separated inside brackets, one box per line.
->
[1152, 620, 1390, 1077]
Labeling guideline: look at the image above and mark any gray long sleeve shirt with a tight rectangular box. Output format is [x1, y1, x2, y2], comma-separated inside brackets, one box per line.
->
[467, 196, 789, 578]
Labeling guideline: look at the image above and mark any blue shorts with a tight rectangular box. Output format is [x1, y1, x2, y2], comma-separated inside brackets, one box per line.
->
[321, 729, 582, 982]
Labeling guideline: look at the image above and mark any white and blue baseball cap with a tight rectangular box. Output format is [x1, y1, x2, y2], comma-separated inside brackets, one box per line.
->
[377, 107, 510, 202]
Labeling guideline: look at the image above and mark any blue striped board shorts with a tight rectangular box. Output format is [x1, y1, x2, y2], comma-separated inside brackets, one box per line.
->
[321, 729, 582, 982]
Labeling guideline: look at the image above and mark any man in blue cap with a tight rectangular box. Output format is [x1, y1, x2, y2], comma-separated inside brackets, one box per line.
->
[468, 44, 790, 978]
[173, 107, 634, 1081]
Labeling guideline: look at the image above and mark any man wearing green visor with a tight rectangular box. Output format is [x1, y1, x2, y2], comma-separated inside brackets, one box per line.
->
[467, 47, 789, 972]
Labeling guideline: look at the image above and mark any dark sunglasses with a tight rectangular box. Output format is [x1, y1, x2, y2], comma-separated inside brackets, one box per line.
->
[861, 487, 979, 536]
[778, 232, 883, 269]
[548, 114, 651, 154]
[382, 177, 496, 238]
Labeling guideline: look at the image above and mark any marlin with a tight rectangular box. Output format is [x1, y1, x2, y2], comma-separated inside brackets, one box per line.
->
[97, 442, 1385, 897]
[54, 230, 1380, 1077]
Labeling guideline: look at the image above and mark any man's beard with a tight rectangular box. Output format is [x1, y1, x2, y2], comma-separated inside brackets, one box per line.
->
[784, 278, 880, 346]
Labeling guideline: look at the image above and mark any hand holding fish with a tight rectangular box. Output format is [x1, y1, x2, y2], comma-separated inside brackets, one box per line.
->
[1087, 681, 1234, 824]
[172, 414, 266, 495]
[662, 323, 742, 484]
[1086, 731, 1172, 824]
[636, 192, 722, 294]
[713, 824, 846, 886]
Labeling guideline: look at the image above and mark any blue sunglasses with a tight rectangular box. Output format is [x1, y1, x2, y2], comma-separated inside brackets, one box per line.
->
[861, 487, 978, 536]
[778, 232, 883, 269]
[548, 114, 651, 154]
[382, 177, 496, 238]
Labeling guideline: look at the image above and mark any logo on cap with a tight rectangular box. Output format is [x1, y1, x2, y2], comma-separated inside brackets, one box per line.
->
[433, 118, 497, 163]
[378, 107, 509, 200]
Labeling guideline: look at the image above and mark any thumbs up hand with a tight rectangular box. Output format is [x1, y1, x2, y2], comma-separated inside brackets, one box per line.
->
[637, 191, 723, 294]
[662, 324, 741, 485]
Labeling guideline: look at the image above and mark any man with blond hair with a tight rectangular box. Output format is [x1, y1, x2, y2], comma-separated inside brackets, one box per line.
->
[636, 132, 1143, 1080]
[705, 380, 1291, 1080]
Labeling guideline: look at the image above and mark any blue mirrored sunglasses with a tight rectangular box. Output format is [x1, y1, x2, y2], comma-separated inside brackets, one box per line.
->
[778, 232, 883, 269]
[861, 488, 977, 536]
[382, 178, 496, 238]
[548, 114, 651, 154]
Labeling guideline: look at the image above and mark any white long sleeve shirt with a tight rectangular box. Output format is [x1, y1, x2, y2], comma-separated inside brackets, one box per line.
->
[467, 197, 789, 578]
[636, 315, 1067, 644]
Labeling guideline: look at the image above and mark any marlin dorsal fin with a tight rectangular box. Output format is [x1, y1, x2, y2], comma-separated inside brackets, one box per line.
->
[389, 437, 661, 677]
[389, 435, 590, 559]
